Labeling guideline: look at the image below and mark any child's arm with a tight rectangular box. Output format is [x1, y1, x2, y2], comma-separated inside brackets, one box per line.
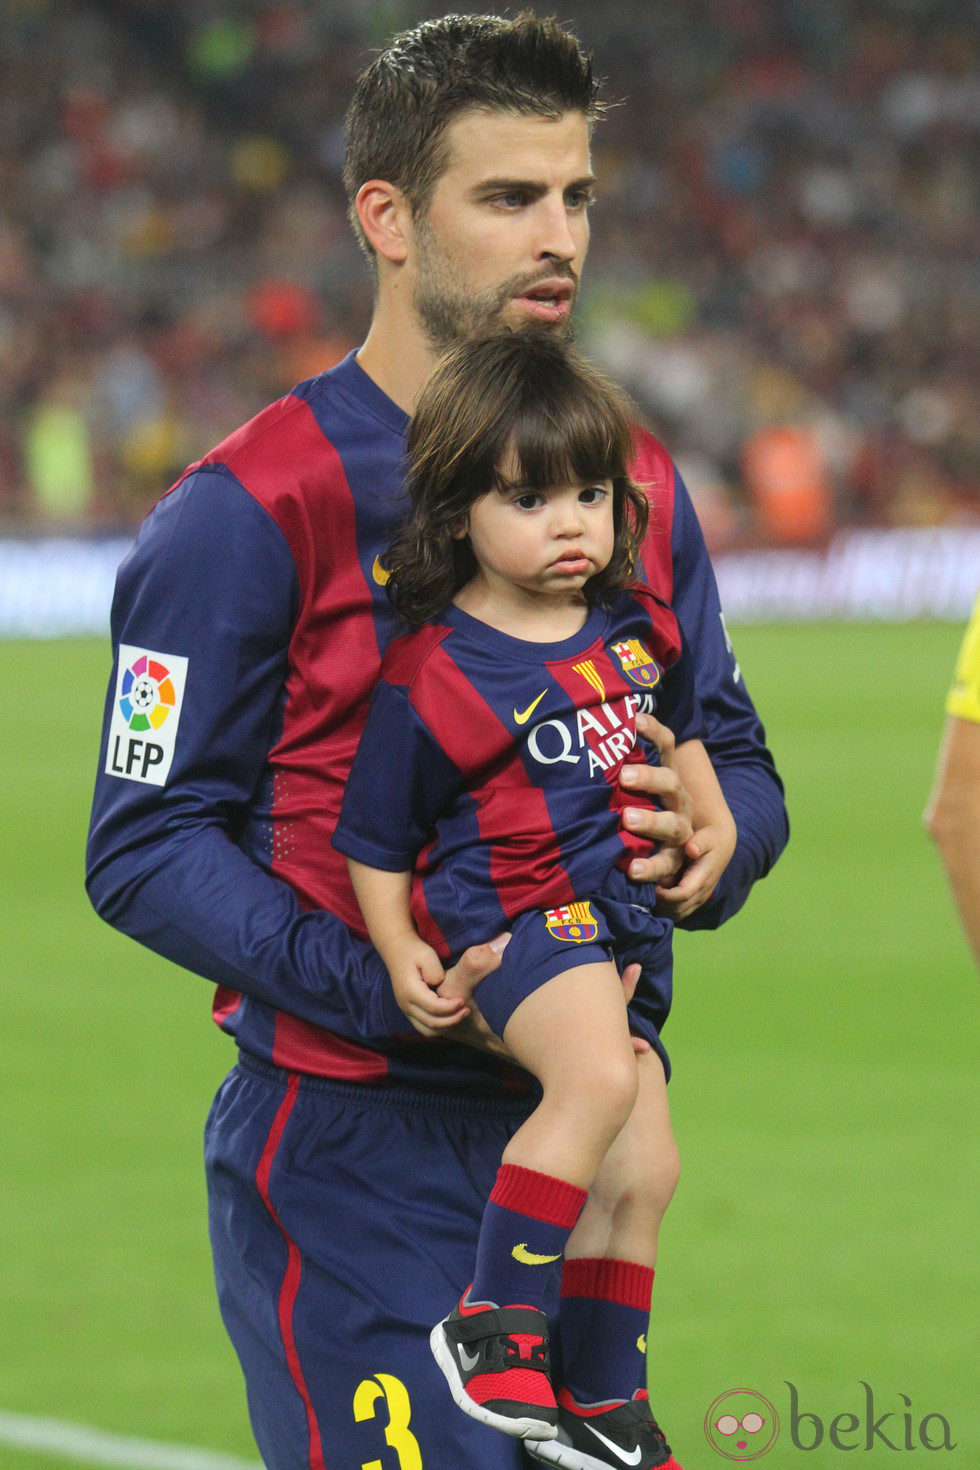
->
[346, 859, 472, 1037]
[653, 736, 737, 921]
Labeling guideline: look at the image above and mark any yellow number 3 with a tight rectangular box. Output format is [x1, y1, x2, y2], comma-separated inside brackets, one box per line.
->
[353, 1372, 423, 1470]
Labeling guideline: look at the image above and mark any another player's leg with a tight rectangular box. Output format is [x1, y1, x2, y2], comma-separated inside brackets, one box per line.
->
[432, 961, 639, 1445]
[527, 1049, 684, 1470]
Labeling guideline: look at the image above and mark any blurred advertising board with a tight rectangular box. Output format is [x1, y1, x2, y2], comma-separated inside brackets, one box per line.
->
[0, 529, 977, 637]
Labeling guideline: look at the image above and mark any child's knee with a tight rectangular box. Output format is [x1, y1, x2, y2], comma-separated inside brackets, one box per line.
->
[571, 1048, 639, 1134]
[592, 1137, 681, 1226]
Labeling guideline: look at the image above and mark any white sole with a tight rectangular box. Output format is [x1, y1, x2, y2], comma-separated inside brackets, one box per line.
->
[429, 1321, 558, 1442]
[525, 1438, 608, 1469]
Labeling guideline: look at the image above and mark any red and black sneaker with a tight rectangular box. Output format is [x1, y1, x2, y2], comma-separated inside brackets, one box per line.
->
[526, 1388, 683, 1468]
[429, 1292, 558, 1441]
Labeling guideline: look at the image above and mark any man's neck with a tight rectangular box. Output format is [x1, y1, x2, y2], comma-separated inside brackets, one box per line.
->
[355, 295, 436, 416]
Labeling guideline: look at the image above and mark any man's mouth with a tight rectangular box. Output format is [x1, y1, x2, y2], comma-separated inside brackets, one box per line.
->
[513, 279, 574, 321]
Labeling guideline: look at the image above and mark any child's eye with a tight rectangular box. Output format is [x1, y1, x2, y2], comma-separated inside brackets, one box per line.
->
[579, 486, 608, 504]
[514, 492, 543, 510]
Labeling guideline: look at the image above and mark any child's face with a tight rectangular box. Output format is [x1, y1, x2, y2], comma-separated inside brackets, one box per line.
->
[455, 476, 616, 603]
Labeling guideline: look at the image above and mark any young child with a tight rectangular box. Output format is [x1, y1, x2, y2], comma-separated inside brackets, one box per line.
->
[333, 332, 734, 1470]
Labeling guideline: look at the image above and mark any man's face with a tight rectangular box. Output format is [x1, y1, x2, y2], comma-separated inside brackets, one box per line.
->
[409, 108, 594, 351]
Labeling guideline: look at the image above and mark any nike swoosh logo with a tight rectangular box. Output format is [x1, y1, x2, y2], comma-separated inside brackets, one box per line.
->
[514, 689, 548, 725]
[512, 1243, 562, 1266]
[458, 1345, 481, 1371]
[372, 556, 391, 586]
[585, 1423, 643, 1465]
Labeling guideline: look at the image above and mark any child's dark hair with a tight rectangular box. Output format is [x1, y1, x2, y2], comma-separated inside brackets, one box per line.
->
[387, 331, 650, 628]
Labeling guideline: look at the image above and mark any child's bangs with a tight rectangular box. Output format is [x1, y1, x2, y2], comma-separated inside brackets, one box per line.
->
[496, 391, 626, 492]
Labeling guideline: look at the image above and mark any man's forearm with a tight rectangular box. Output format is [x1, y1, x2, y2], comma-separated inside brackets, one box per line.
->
[87, 822, 404, 1041]
[676, 759, 789, 930]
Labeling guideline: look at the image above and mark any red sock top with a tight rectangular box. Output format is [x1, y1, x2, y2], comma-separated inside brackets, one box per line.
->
[560, 1256, 654, 1311]
[490, 1163, 587, 1228]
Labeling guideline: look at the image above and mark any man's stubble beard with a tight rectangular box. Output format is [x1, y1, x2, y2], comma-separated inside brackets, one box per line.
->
[412, 215, 576, 352]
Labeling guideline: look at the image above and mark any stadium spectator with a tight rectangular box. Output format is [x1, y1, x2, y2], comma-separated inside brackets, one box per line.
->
[0, 0, 976, 539]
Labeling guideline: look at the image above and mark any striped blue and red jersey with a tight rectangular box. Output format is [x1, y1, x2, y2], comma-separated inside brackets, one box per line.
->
[333, 592, 703, 957]
[86, 350, 787, 1093]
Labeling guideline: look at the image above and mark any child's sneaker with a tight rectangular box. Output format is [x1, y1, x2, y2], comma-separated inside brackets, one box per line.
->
[430, 1292, 558, 1441]
[526, 1388, 683, 1468]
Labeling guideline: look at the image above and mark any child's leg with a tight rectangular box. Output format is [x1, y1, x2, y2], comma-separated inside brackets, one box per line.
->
[431, 962, 638, 1444]
[523, 1053, 684, 1466]
[559, 1049, 679, 1407]
[468, 960, 639, 1314]
[502, 960, 640, 1185]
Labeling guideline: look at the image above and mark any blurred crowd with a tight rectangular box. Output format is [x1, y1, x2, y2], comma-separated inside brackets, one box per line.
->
[1, 0, 976, 547]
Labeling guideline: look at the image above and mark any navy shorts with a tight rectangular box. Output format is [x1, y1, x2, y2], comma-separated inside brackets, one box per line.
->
[472, 870, 674, 1079]
[206, 1055, 549, 1469]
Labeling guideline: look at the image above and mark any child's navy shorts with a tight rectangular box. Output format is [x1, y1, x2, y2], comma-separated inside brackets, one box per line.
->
[469, 870, 674, 1079]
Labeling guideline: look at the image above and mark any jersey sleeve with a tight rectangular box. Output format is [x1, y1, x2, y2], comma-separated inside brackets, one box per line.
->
[654, 614, 704, 747]
[668, 468, 789, 929]
[85, 466, 403, 1042]
[332, 674, 464, 871]
[945, 594, 980, 723]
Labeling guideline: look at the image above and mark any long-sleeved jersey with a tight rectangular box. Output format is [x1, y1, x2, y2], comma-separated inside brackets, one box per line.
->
[334, 588, 702, 957]
[86, 350, 788, 1092]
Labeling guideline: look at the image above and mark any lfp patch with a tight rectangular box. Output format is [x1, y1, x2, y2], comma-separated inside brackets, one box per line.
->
[544, 901, 599, 943]
[105, 645, 188, 786]
[611, 638, 662, 689]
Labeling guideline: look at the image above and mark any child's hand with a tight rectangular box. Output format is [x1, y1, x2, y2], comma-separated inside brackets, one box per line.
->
[388, 936, 469, 1038]
[654, 813, 738, 921]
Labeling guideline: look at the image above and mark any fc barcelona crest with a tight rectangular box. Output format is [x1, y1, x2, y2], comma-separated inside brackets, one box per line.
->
[544, 901, 599, 943]
[611, 638, 662, 689]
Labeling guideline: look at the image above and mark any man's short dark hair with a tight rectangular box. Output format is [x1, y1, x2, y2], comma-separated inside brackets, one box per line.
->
[343, 12, 602, 261]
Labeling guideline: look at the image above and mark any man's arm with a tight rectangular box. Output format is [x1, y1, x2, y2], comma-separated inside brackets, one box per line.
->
[621, 465, 788, 926]
[924, 716, 980, 964]
[86, 467, 404, 1042]
[664, 472, 788, 928]
[923, 600, 980, 965]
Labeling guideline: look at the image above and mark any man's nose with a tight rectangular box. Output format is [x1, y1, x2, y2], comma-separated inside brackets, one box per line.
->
[534, 197, 579, 264]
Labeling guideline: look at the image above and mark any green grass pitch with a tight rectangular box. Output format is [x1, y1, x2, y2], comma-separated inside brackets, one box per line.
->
[0, 625, 974, 1468]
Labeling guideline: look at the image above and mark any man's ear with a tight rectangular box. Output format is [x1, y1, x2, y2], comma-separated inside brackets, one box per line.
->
[354, 180, 412, 264]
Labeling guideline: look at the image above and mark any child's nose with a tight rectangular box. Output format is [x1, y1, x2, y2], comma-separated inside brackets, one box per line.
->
[552, 500, 584, 535]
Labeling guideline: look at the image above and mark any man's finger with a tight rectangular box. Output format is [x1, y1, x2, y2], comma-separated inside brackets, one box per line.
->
[441, 933, 510, 1000]
[635, 710, 676, 762]
[624, 804, 693, 848]
[628, 848, 685, 885]
[619, 961, 641, 1004]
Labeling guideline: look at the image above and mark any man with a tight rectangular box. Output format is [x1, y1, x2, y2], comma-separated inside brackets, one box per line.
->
[924, 593, 980, 964]
[87, 15, 787, 1469]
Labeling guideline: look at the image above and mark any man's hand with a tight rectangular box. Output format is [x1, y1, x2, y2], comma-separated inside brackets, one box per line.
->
[619, 712, 694, 887]
[438, 942, 653, 1060]
[654, 815, 737, 921]
[438, 935, 512, 1056]
[620, 961, 652, 1055]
